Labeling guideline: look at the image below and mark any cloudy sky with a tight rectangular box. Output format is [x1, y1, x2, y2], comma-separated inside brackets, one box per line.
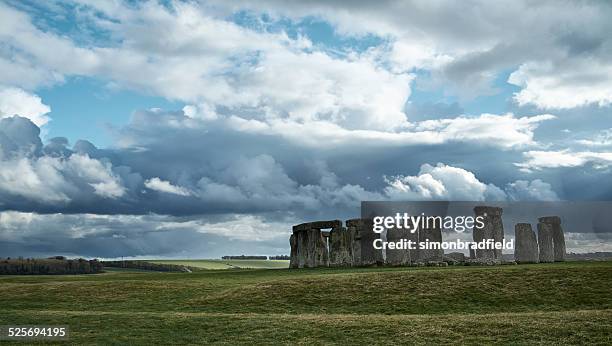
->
[0, 0, 611, 258]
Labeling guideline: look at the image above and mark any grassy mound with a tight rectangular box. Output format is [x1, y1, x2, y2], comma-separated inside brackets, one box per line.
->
[0, 261, 610, 344]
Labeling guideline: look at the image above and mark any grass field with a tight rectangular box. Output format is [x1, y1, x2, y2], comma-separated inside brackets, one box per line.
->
[148, 259, 289, 270]
[0, 261, 610, 344]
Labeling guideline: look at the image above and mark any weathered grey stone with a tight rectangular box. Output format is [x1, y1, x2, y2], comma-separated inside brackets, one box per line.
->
[539, 216, 566, 262]
[346, 219, 364, 227]
[329, 226, 354, 267]
[537, 223, 554, 263]
[293, 220, 342, 232]
[289, 233, 298, 268]
[514, 223, 539, 263]
[385, 226, 415, 266]
[473, 206, 504, 262]
[290, 219, 351, 269]
[347, 218, 383, 266]
[418, 224, 443, 262]
[290, 228, 329, 268]
[347, 219, 362, 266]
[538, 216, 561, 224]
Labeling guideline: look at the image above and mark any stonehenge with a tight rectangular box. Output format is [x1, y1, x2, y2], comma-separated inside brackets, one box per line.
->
[386, 225, 414, 266]
[345, 219, 364, 267]
[329, 223, 354, 267]
[418, 223, 443, 262]
[350, 218, 384, 266]
[514, 223, 539, 263]
[289, 218, 445, 268]
[289, 219, 383, 268]
[289, 209, 567, 268]
[289, 220, 338, 268]
[473, 206, 504, 262]
[537, 222, 555, 263]
[538, 216, 566, 262]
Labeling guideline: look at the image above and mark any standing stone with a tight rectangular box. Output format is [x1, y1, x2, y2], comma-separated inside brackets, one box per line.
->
[348, 218, 383, 266]
[293, 229, 305, 268]
[293, 229, 306, 268]
[418, 224, 443, 262]
[406, 226, 420, 264]
[347, 219, 362, 266]
[329, 225, 354, 267]
[290, 220, 342, 268]
[385, 226, 414, 266]
[473, 206, 504, 262]
[539, 216, 566, 262]
[308, 228, 329, 268]
[289, 233, 298, 268]
[514, 223, 539, 263]
[537, 223, 554, 263]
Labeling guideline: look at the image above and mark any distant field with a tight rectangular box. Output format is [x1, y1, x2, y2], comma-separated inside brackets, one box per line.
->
[0, 261, 610, 344]
[148, 259, 289, 269]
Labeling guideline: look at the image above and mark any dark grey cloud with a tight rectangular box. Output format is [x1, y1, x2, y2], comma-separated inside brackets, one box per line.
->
[0, 212, 291, 259]
[0, 116, 42, 158]
[0, 111, 572, 219]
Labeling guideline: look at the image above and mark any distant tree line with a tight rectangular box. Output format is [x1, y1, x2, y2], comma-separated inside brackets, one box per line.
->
[222, 255, 268, 260]
[221, 255, 289, 260]
[102, 260, 192, 272]
[0, 257, 103, 275]
[269, 255, 290, 260]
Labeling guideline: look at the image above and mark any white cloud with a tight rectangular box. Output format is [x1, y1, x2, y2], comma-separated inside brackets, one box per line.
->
[505, 179, 559, 201]
[383, 163, 560, 201]
[0, 87, 50, 126]
[183, 104, 217, 121]
[576, 129, 612, 147]
[226, 112, 554, 149]
[90, 181, 126, 199]
[383, 163, 507, 201]
[0, 154, 125, 204]
[2, 0, 606, 143]
[0, 1, 414, 132]
[0, 157, 73, 203]
[144, 177, 191, 196]
[66, 154, 126, 199]
[205, 0, 612, 105]
[517, 150, 612, 172]
[199, 215, 286, 241]
[413, 113, 555, 148]
[0, 2, 97, 87]
[509, 60, 612, 109]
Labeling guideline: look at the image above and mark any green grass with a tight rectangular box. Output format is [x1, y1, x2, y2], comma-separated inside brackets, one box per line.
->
[148, 259, 289, 270]
[0, 261, 610, 344]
